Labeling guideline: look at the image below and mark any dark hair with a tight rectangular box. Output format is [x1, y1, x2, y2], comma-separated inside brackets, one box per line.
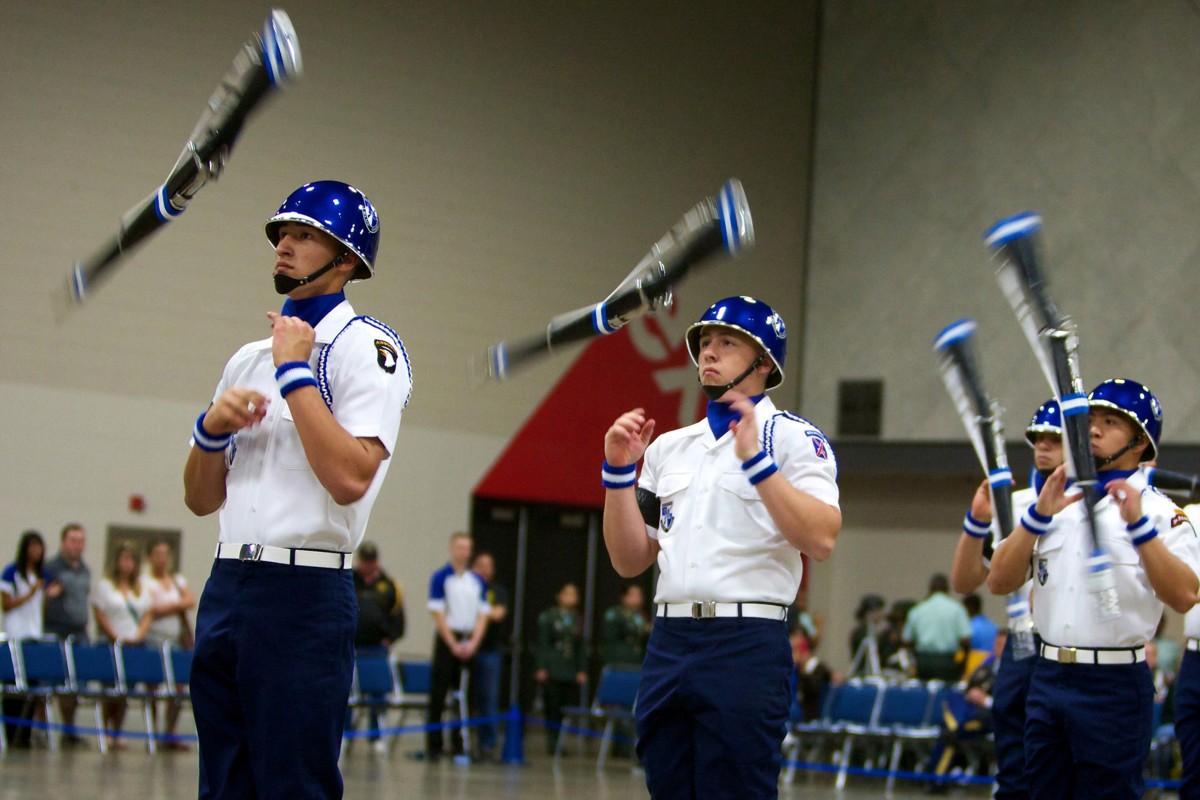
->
[962, 593, 982, 615]
[928, 573, 950, 594]
[15, 530, 45, 577]
[60, 523, 84, 541]
[621, 582, 644, 599]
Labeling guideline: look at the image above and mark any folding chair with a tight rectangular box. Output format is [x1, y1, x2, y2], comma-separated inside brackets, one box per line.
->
[67, 639, 122, 753]
[345, 650, 402, 755]
[17, 637, 73, 752]
[873, 681, 937, 792]
[555, 666, 640, 767]
[825, 678, 884, 790]
[0, 635, 24, 754]
[163, 644, 193, 746]
[394, 658, 466, 755]
[116, 643, 170, 753]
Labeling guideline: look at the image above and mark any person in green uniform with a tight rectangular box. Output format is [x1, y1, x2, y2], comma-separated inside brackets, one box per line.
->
[535, 582, 587, 754]
[600, 583, 651, 668]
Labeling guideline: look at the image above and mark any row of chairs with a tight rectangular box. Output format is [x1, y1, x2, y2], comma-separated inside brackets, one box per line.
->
[554, 665, 641, 767]
[346, 657, 643, 766]
[0, 634, 192, 755]
[783, 677, 972, 791]
[344, 654, 469, 756]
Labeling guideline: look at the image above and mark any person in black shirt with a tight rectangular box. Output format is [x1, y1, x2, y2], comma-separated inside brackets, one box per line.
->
[470, 551, 508, 761]
[352, 542, 405, 750]
[353, 542, 405, 650]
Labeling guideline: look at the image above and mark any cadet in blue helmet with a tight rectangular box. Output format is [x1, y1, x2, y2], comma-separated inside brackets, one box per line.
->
[990, 379, 1199, 800]
[947, 399, 1063, 799]
[601, 296, 841, 799]
[184, 181, 411, 800]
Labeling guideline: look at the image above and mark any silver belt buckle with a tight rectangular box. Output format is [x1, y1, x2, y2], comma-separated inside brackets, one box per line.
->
[691, 601, 717, 619]
[239, 543, 264, 562]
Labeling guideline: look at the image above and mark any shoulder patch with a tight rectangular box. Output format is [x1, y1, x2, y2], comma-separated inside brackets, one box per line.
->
[375, 339, 398, 374]
[317, 315, 413, 410]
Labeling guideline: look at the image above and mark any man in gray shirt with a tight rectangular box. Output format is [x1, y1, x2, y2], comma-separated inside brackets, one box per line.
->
[43, 523, 90, 744]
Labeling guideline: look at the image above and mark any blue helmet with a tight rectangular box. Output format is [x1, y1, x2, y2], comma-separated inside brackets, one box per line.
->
[266, 181, 379, 281]
[1088, 378, 1162, 461]
[1024, 399, 1063, 447]
[685, 296, 787, 390]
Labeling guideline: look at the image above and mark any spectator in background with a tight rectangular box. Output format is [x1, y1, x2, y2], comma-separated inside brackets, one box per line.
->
[354, 542, 406, 651]
[144, 538, 195, 750]
[536, 582, 587, 756]
[470, 551, 507, 762]
[91, 540, 153, 750]
[600, 583, 650, 668]
[790, 624, 834, 723]
[963, 593, 998, 653]
[902, 574, 971, 683]
[1153, 617, 1182, 682]
[788, 585, 822, 652]
[43, 523, 90, 745]
[426, 531, 489, 762]
[351, 541, 405, 753]
[925, 629, 1006, 794]
[848, 593, 888, 674]
[600, 582, 650, 759]
[1, 530, 47, 746]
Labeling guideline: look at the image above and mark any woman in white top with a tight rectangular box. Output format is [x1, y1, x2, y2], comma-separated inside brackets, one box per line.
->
[1, 531, 46, 639]
[91, 541, 152, 749]
[144, 539, 195, 749]
[1, 530, 47, 746]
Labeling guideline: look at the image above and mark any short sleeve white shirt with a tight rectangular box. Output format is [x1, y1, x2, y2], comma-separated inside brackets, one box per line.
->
[1182, 504, 1200, 640]
[0, 564, 43, 639]
[145, 573, 188, 642]
[427, 565, 490, 634]
[207, 300, 411, 552]
[91, 577, 153, 642]
[637, 396, 839, 606]
[1028, 481, 1200, 648]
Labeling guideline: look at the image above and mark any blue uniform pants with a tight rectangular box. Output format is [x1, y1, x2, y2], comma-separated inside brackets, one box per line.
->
[192, 560, 357, 800]
[1175, 649, 1200, 799]
[992, 632, 1035, 800]
[636, 616, 791, 800]
[1025, 657, 1152, 800]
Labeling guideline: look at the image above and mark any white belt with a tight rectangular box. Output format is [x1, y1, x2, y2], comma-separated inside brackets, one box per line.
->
[1039, 642, 1145, 665]
[1187, 638, 1200, 652]
[657, 601, 788, 621]
[215, 543, 351, 570]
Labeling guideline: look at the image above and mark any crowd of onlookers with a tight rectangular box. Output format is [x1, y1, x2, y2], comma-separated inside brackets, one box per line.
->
[16, 529, 1183, 774]
[1, 524, 194, 749]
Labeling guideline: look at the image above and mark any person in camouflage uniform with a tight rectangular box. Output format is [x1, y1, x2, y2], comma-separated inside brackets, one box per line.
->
[600, 583, 651, 668]
[535, 582, 587, 754]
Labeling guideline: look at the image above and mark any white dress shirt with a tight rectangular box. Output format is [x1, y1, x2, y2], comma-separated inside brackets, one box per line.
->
[637, 396, 839, 606]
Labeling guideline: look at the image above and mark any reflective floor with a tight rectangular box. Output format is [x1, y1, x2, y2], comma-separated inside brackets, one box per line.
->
[0, 732, 1001, 800]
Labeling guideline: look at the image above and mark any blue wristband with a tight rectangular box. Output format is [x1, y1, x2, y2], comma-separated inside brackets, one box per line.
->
[275, 361, 318, 398]
[963, 512, 991, 539]
[742, 451, 779, 486]
[602, 460, 637, 489]
[193, 411, 231, 453]
[1021, 505, 1053, 535]
[1127, 515, 1158, 547]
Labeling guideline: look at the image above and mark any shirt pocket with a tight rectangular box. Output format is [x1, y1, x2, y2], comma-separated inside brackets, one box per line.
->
[276, 405, 312, 470]
[715, 472, 770, 539]
[655, 473, 692, 539]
